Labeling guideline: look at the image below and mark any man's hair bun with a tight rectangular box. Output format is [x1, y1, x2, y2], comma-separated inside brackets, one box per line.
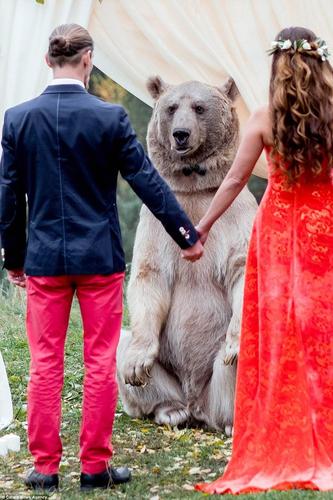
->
[49, 36, 77, 57]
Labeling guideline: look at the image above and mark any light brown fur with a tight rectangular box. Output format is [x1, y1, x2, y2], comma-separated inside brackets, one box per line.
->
[117, 77, 258, 433]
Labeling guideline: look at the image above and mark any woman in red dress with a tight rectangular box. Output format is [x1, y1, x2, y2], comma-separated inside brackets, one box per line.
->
[192, 26, 333, 494]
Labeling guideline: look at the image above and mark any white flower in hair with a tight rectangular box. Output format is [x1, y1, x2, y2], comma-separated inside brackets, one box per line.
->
[282, 39, 292, 50]
[267, 36, 330, 61]
[316, 38, 330, 61]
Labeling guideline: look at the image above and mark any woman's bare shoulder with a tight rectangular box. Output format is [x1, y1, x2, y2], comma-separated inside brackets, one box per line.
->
[250, 105, 269, 122]
[250, 105, 272, 146]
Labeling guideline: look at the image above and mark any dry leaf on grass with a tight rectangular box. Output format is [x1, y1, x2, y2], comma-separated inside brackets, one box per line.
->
[188, 467, 202, 475]
[182, 483, 195, 491]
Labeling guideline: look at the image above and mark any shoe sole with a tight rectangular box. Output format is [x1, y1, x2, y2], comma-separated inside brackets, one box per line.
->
[80, 478, 132, 491]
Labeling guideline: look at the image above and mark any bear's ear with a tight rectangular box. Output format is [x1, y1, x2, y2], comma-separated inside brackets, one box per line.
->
[146, 75, 168, 100]
[220, 77, 239, 102]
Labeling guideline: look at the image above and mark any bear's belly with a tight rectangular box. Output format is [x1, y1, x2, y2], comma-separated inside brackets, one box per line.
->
[159, 281, 232, 378]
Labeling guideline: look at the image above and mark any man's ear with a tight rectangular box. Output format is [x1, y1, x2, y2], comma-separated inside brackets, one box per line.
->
[220, 77, 239, 102]
[146, 75, 169, 100]
[82, 50, 91, 68]
[45, 53, 52, 68]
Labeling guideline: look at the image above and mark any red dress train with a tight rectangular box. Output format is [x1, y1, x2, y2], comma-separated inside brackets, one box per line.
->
[196, 149, 333, 494]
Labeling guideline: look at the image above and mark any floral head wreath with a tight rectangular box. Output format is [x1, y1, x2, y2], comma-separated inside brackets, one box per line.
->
[268, 38, 330, 61]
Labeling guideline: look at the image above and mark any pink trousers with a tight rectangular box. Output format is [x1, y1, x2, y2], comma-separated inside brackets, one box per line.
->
[26, 273, 125, 475]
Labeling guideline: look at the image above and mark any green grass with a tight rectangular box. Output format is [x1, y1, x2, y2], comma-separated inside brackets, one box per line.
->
[0, 284, 333, 499]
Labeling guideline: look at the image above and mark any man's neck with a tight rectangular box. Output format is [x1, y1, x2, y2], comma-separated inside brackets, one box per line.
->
[52, 70, 84, 85]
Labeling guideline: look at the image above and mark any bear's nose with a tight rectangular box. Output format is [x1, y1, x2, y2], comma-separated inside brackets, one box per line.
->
[173, 128, 191, 146]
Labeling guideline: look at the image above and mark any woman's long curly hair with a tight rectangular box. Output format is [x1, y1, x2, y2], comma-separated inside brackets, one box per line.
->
[270, 26, 333, 180]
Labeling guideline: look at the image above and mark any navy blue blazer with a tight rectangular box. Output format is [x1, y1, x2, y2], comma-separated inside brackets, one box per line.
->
[0, 84, 198, 275]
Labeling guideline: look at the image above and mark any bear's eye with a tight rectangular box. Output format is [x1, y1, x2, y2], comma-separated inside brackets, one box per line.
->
[167, 105, 178, 115]
[195, 105, 205, 114]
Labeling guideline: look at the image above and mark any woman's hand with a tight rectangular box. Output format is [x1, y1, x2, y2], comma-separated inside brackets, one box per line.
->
[195, 221, 210, 245]
[7, 269, 26, 288]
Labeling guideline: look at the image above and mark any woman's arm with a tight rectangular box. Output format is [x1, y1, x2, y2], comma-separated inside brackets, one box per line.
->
[195, 109, 266, 244]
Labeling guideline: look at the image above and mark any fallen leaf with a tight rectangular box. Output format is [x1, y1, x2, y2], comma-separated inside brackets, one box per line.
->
[150, 485, 160, 493]
[0, 480, 15, 489]
[188, 467, 201, 475]
[183, 483, 195, 491]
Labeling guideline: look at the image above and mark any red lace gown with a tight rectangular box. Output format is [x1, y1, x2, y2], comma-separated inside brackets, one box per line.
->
[196, 148, 333, 494]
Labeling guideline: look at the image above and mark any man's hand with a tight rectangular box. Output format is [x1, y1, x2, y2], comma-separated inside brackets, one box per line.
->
[7, 269, 26, 288]
[181, 240, 204, 262]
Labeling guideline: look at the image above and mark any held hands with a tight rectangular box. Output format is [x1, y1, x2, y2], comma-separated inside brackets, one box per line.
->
[181, 239, 204, 262]
[7, 269, 26, 288]
[181, 221, 210, 262]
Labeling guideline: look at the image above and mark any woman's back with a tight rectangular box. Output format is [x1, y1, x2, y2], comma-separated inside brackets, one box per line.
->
[261, 143, 333, 273]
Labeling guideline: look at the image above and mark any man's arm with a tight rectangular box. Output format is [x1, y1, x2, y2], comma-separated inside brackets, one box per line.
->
[116, 108, 202, 259]
[0, 111, 27, 284]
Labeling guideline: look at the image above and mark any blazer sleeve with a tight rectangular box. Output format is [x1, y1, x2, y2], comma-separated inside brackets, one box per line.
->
[117, 108, 198, 249]
[0, 111, 27, 270]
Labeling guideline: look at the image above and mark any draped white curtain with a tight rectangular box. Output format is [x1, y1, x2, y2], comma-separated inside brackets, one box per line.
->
[1, 0, 333, 426]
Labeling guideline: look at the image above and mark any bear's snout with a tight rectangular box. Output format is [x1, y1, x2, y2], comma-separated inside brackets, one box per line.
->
[173, 128, 191, 149]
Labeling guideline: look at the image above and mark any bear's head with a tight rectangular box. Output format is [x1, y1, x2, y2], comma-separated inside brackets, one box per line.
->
[146, 76, 240, 193]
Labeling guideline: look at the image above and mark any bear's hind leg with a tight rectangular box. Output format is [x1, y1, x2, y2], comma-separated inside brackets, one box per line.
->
[190, 341, 236, 436]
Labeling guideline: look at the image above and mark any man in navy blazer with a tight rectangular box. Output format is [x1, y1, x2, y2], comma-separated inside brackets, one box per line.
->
[0, 24, 203, 492]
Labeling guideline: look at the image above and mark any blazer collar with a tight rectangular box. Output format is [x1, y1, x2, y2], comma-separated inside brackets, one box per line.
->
[42, 84, 88, 94]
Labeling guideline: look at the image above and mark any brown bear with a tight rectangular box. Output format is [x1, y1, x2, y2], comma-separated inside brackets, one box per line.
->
[117, 76, 258, 435]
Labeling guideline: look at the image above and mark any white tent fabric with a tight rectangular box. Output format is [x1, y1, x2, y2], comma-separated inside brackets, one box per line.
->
[2, 0, 333, 175]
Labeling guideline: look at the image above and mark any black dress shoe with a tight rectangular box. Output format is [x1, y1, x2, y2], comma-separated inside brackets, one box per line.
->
[80, 466, 131, 490]
[24, 468, 59, 491]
